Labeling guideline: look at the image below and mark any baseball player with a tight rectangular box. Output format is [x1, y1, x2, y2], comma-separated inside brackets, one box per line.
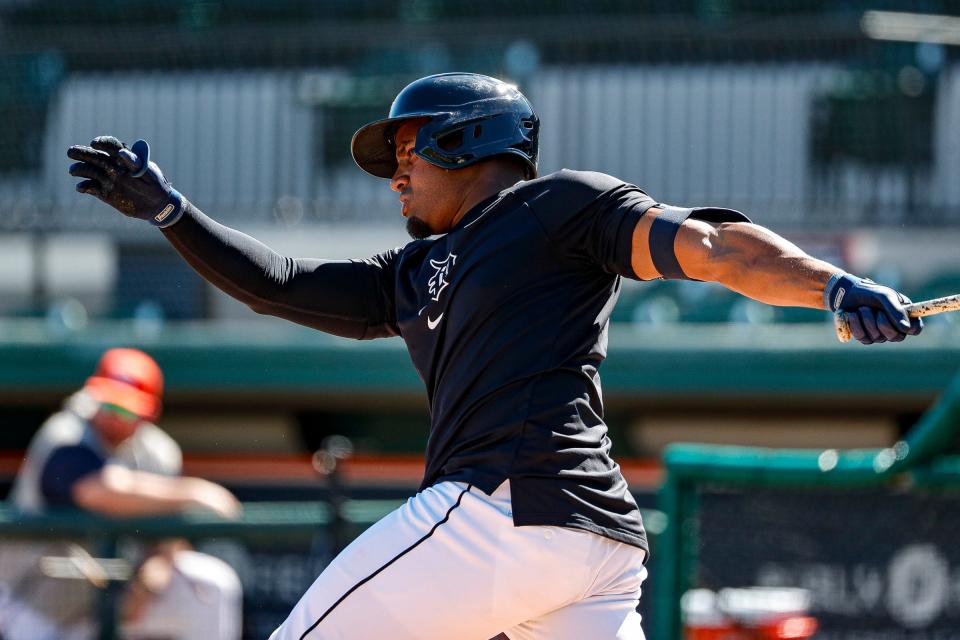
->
[66, 72, 922, 639]
[0, 348, 242, 640]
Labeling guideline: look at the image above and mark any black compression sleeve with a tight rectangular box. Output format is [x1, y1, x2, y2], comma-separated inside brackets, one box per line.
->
[161, 202, 400, 339]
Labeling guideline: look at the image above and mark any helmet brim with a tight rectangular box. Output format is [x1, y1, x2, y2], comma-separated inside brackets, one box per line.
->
[84, 376, 161, 421]
[351, 113, 436, 179]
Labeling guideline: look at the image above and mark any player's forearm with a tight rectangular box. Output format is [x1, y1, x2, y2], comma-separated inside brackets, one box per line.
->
[74, 467, 241, 518]
[706, 223, 837, 309]
[162, 201, 311, 310]
[161, 202, 389, 338]
[73, 467, 200, 517]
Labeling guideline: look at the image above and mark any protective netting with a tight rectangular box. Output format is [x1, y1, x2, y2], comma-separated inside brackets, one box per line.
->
[690, 485, 960, 638]
[0, 1, 958, 232]
[2, 1, 959, 318]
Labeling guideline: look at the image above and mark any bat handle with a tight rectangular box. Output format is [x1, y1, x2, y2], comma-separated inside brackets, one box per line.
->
[833, 312, 853, 343]
[834, 293, 960, 343]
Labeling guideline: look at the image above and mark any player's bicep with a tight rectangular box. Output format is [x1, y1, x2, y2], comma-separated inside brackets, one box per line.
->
[630, 206, 751, 281]
[267, 256, 400, 337]
[630, 208, 715, 280]
[674, 218, 727, 282]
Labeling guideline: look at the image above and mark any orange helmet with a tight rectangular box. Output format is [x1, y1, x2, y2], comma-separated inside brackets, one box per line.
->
[84, 348, 163, 421]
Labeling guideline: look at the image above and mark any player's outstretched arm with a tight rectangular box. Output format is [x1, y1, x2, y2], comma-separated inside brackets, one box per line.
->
[72, 465, 241, 519]
[631, 209, 922, 344]
[67, 137, 398, 339]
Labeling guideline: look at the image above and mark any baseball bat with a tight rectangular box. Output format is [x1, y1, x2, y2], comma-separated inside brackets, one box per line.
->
[834, 293, 960, 342]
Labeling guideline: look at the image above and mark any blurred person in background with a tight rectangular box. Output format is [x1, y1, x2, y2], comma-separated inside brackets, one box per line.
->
[0, 348, 243, 640]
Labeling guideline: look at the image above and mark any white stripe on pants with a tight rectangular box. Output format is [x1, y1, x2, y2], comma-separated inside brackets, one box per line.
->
[270, 480, 647, 640]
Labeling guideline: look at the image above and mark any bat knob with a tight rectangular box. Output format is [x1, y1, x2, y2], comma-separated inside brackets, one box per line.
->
[834, 311, 853, 343]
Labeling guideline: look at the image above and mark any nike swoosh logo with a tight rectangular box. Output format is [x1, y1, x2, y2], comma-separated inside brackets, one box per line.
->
[427, 314, 443, 330]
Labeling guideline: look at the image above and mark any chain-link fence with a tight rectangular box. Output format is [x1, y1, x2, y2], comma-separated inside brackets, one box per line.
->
[1, 1, 959, 233]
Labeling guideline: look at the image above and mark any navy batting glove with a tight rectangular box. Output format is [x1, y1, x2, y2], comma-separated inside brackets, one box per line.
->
[67, 136, 184, 228]
[825, 273, 923, 345]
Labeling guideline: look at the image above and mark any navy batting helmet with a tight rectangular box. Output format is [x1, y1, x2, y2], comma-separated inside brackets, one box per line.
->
[351, 72, 540, 180]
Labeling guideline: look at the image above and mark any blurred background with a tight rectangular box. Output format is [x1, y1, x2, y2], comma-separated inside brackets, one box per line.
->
[1, 1, 959, 639]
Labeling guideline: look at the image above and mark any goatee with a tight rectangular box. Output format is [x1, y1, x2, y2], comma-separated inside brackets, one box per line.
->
[406, 216, 434, 240]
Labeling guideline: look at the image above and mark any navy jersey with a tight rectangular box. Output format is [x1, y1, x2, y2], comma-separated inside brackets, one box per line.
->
[163, 169, 747, 552]
[382, 170, 654, 547]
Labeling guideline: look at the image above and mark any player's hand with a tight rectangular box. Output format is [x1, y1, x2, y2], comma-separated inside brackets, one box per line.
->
[826, 273, 923, 344]
[67, 136, 184, 227]
[183, 478, 243, 519]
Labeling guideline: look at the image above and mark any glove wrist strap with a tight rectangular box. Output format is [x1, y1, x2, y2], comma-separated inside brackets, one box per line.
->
[149, 189, 184, 228]
[824, 271, 859, 311]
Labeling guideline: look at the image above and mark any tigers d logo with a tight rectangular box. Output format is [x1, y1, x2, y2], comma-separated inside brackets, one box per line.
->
[428, 253, 457, 302]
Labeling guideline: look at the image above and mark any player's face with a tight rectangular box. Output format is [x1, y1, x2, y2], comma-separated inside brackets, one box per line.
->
[390, 119, 464, 239]
[92, 402, 143, 446]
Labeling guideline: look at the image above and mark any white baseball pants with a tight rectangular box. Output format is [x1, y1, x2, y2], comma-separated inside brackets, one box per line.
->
[270, 480, 647, 640]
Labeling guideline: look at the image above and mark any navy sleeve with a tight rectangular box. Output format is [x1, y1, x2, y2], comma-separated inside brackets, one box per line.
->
[40, 445, 105, 507]
[163, 202, 401, 339]
[524, 170, 658, 279]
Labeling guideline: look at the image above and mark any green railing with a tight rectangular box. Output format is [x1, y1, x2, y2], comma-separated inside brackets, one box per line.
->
[653, 369, 960, 640]
[3, 321, 958, 402]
